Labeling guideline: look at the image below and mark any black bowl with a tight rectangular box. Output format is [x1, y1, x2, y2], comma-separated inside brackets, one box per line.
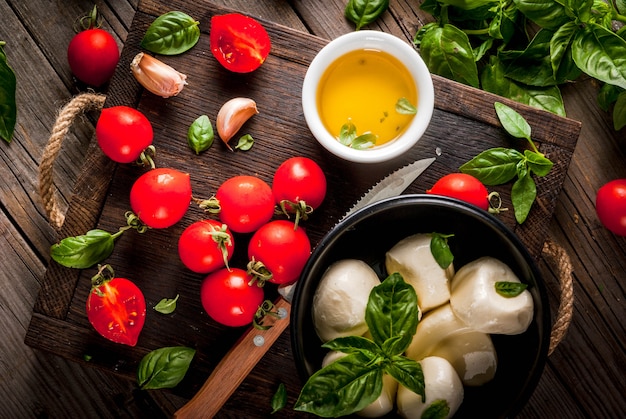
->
[291, 194, 550, 418]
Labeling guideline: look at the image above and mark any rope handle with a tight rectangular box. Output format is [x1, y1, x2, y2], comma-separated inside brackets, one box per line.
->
[38, 93, 575, 354]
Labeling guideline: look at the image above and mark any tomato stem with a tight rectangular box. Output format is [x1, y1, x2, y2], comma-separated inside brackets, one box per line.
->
[193, 195, 221, 214]
[275, 199, 312, 229]
[487, 191, 508, 214]
[247, 258, 272, 286]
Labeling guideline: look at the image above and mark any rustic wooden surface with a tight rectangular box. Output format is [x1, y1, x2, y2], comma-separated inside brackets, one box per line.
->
[1, 0, 624, 418]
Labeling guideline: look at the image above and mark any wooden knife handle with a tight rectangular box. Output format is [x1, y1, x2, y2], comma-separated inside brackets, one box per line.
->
[173, 297, 291, 419]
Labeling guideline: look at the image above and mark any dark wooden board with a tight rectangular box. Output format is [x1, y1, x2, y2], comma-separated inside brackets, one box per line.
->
[26, 0, 581, 417]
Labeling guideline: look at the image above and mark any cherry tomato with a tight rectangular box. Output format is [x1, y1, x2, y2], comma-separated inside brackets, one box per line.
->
[86, 266, 146, 346]
[215, 175, 274, 233]
[427, 173, 490, 211]
[68, 28, 120, 86]
[210, 13, 271, 73]
[273, 157, 327, 223]
[248, 220, 311, 285]
[130, 168, 192, 229]
[596, 179, 626, 236]
[200, 267, 264, 327]
[178, 220, 235, 274]
[96, 106, 153, 163]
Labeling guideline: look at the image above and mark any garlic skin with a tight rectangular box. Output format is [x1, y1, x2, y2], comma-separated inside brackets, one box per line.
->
[130, 52, 187, 98]
[216, 97, 258, 150]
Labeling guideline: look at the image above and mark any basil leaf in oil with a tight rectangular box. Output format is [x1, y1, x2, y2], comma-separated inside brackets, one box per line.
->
[0, 42, 17, 144]
[345, 0, 390, 30]
[141, 11, 200, 55]
[495, 281, 529, 297]
[187, 114, 214, 154]
[137, 346, 195, 390]
[396, 97, 417, 115]
[51, 229, 117, 269]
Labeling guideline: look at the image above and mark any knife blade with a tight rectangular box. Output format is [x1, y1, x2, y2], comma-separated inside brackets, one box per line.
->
[174, 156, 436, 418]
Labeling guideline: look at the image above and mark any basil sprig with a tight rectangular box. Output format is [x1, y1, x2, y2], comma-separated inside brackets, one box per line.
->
[345, 0, 390, 30]
[141, 11, 200, 55]
[0, 41, 17, 143]
[460, 102, 554, 224]
[137, 346, 195, 390]
[294, 273, 424, 417]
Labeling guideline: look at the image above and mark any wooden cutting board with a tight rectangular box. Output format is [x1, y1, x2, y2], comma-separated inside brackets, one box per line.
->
[26, 0, 581, 416]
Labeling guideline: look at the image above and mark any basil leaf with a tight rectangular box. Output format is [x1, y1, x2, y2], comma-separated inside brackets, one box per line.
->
[495, 281, 528, 297]
[271, 383, 287, 414]
[613, 91, 626, 131]
[512, 0, 570, 29]
[294, 352, 383, 417]
[597, 83, 623, 111]
[50, 229, 116, 269]
[235, 134, 254, 151]
[550, 21, 583, 84]
[502, 29, 558, 87]
[352, 133, 377, 149]
[524, 150, 553, 176]
[187, 115, 214, 154]
[385, 355, 425, 401]
[323, 335, 381, 358]
[459, 147, 524, 185]
[422, 399, 451, 419]
[154, 294, 179, 314]
[0, 42, 17, 144]
[141, 11, 200, 55]
[344, 0, 390, 30]
[494, 102, 532, 141]
[430, 233, 454, 269]
[396, 97, 417, 115]
[511, 169, 536, 224]
[137, 346, 195, 390]
[365, 272, 418, 353]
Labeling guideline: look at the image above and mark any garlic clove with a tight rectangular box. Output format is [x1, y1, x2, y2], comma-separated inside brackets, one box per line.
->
[216, 97, 258, 150]
[130, 52, 187, 98]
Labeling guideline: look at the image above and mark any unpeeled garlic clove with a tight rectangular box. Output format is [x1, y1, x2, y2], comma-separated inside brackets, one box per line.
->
[216, 97, 258, 150]
[130, 52, 187, 98]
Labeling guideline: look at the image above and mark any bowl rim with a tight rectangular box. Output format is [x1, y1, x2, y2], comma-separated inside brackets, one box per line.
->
[302, 30, 435, 163]
[290, 194, 551, 417]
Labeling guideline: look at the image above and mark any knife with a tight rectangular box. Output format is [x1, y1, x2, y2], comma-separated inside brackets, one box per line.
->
[173, 156, 436, 418]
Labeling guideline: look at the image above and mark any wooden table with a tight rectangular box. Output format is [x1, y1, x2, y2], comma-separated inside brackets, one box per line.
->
[2, 0, 624, 418]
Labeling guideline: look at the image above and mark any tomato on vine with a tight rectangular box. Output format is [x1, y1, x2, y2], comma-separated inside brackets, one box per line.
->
[178, 220, 234, 274]
[247, 220, 311, 285]
[86, 264, 146, 346]
[596, 179, 626, 236]
[200, 267, 264, 327]
[96, 106, 154, 164]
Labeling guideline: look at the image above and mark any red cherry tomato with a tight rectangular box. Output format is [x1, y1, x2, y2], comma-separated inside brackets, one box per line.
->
[96, 106, 153, 163]
[130, 168, 192, 229]
[248, 220, 311, 285]
[178, 220, 235, 274]
[215, 175, 274, 233]
[200, 267, 264, 327]
[86, 267, 146, 346]
[68, 28, 120, 86]
[427, 173, 490, 211]
[210, 13, 271, 73]
[273, 157, 327, 222]
[596, 179, 626, 236]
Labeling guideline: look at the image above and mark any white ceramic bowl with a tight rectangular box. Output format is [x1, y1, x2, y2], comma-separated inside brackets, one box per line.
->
[302, 31, 434, 163]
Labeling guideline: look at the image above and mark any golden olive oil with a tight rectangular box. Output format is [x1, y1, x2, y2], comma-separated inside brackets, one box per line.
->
[317, 49, 417, 147]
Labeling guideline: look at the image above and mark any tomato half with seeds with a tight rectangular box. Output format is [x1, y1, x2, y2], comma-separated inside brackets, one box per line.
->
[200, 267, 264, 327]
[86, 268, 146, 346]
[215, 175, 274, 233]
[596, 179, 626, 236]
[96, 106, 153, 163]
[178, 220, 235, 274]
[130, 168, 192, 229]
[248, 220, 311, 285]
[210, 13, 271, 73]
[427, 173, 490, 211]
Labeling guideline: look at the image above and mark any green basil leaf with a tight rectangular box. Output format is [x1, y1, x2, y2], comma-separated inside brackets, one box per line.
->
[572, 23, 626, 90]
[597, 83, 623, 111]
[323, 335, 382, 358]
[459, 147, 524, 185]
[235, 134, 254, 151]
[385, 355, 425, 401]
[502, 29, 557, 87]
[524, 150, 553, 176]
[137, 346, 195, 390]
[422, 399, 451, 419]
[396, 97, 417, 115]
[351, 133, 377, 149]
[365, 272, 418, 353]
[50, 229, 116, 269]
[344, 0, 390, 30]
[436, 0, 496, 10]
[187, 115, 214, 154]
[271, 383, 287, 414]
[613, 91, 626, 131]
[430, 233, 454, 269]
[617, 0, 626, 14]
[0, 42, 17, 144]
[141, 11, 200, 55]
[339, 120, 357, 145]
[494, 102, 532, 141]
[294, 352, 383, 417]
[512, 0, 570, 29]
[495, 281, 528, 297]
[550, 22, 583, 84]
[419, 24, 480, 88]
[154, 294, 179, 314]
[511, 169, 536, 224]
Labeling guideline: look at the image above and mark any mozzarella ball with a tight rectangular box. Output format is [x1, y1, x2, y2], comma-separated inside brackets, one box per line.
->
[450, 256, 534, 335]
[385, 234, 454, 313]
[312, 259, 380, 342]
[397, 356, 464, 419]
